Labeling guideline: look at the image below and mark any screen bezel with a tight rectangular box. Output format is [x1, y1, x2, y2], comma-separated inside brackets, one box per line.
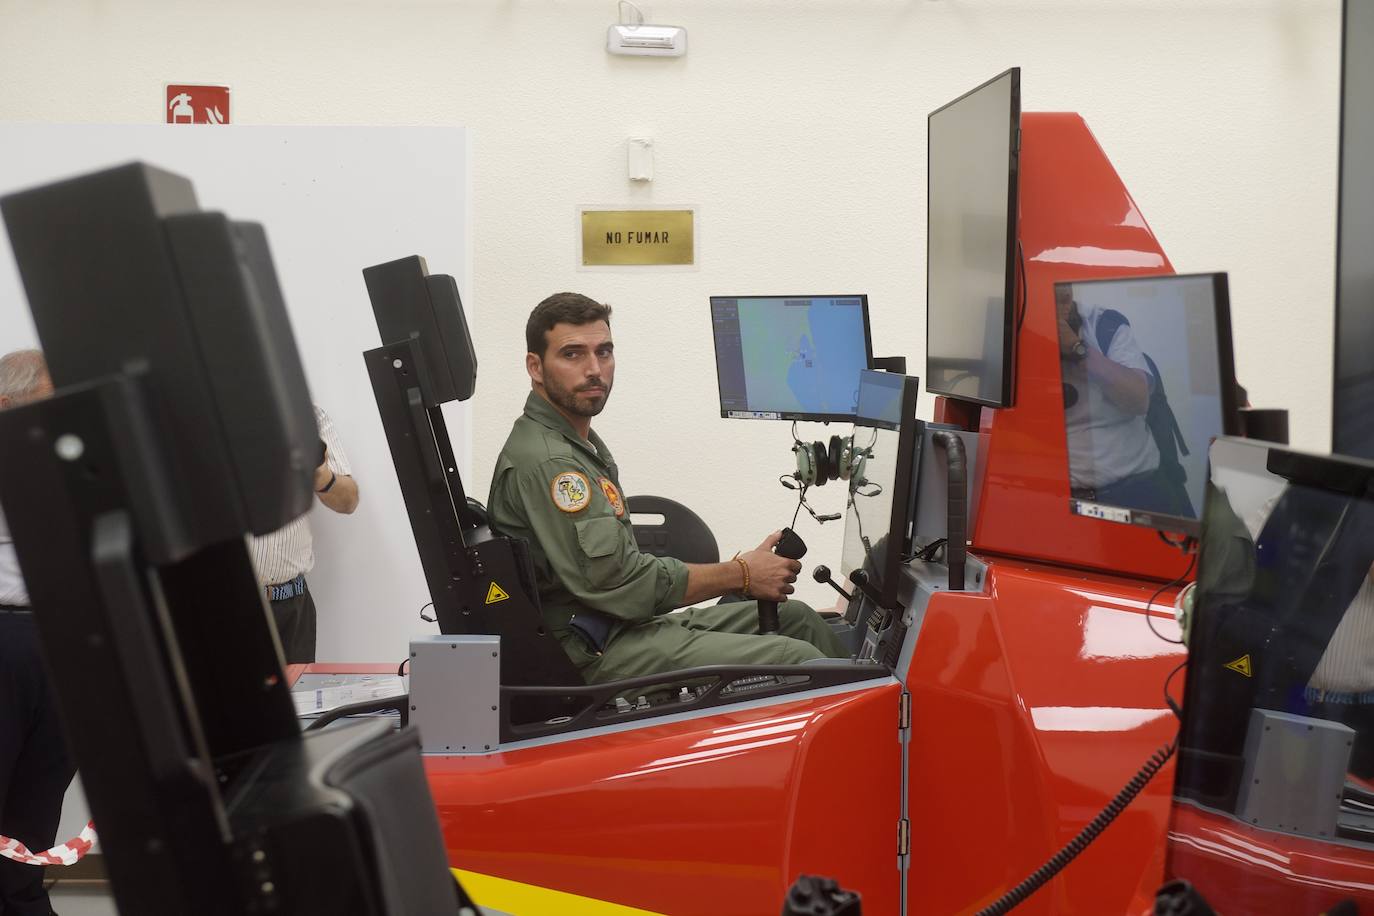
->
[1332, 0, 1374, 459]
[709, 294, 874, 423]
[843, 374, 921, 610]
[1054, 271, 1242, 537]
[879, 376, 921, 609]
[924, 66, 1021, 409]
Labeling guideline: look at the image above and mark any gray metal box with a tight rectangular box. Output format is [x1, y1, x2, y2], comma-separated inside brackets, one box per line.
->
[408, 634, 500, 755]
[1235, 707, 1354, 839]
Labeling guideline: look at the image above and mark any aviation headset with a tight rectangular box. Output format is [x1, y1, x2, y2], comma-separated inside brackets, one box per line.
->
[793, 434, 866, 487]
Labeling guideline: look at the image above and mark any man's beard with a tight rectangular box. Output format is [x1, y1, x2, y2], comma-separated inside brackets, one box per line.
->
[545, 374, 611, 418]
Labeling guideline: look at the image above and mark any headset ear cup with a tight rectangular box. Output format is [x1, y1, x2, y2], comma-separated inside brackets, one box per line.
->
[852, 451, 868, 487]
[812, 441, 829, 486]
[827, 436, 842, 483]
[794, 442, 815, 487]
[838, 437, 854, 480]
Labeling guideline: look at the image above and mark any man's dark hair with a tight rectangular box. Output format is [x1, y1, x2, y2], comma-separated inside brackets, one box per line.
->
[526, 293, 612, 356]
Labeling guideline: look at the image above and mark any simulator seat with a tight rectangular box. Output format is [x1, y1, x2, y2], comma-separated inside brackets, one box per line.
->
[627, 494, 720, 564]
[362, 256, 887, 743]
[458, 503, 885, 741]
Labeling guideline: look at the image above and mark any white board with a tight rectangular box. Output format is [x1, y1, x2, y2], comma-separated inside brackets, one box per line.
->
[0, 123, 471, 664]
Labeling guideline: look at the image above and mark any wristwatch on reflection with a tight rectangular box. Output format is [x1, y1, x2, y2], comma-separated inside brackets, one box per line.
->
[1070, 339, 1088, 361]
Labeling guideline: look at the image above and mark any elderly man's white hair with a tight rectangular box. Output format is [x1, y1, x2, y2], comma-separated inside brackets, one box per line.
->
[0, 349, 49, 401]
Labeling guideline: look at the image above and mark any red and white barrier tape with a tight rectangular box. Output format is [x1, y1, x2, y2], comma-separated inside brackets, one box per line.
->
[0, 822, 96, 866]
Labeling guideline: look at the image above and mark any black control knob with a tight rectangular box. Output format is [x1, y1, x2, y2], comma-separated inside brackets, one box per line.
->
[783, 874, 862, 916]
[847, 568, 884, 606]
[812, 565, 854, 602]
[759, 527, 807, 634]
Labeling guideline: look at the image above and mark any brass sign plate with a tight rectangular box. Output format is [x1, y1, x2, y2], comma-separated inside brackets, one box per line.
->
[581, 209, 694, 266]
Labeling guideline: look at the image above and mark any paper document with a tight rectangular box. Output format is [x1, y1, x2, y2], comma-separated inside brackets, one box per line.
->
[291, 674, 407, 717]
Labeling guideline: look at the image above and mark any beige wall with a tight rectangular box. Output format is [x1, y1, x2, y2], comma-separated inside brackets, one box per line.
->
[0, 0, 1341, 614]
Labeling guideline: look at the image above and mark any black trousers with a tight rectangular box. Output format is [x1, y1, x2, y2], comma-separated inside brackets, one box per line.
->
[0, 608, 75, 916]
[270, 585, 317, 665]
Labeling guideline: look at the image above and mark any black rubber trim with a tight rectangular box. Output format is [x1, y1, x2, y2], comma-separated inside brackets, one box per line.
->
[500, 663, 891, 742]
[302, 695, 410, 732]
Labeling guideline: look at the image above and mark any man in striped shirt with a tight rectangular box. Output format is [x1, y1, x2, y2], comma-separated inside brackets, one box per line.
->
[250, 406, 360, 664]
[0, 349, 74, 916]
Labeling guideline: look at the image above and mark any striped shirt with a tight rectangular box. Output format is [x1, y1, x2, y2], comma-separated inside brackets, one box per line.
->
[249, 405, 353, 588]
[1310, 573, 1374, 694]
[1247, 491, 1374, 693]
[0, 506, 28, 606]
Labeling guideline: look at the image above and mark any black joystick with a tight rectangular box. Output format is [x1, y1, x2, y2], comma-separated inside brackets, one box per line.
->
[812, 565, 854, 602]
[847, 568, 884, 606]
[758, 527, 807, 635]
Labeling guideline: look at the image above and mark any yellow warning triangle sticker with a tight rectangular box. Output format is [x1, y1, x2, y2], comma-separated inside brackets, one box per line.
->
[1225, 654, 1253, 677]
[484, 582, 509, 605]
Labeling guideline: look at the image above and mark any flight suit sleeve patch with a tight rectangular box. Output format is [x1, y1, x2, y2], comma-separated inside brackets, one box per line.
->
[598, 477, 625, 518]
[550, 470, 592, 513]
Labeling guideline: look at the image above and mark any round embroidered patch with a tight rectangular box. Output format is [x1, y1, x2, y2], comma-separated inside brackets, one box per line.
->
[550, 471, 592, 513]
[598, 477, 625, 517]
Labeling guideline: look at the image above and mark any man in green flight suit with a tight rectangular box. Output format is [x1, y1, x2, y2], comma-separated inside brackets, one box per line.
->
[488, 293, 849, 684]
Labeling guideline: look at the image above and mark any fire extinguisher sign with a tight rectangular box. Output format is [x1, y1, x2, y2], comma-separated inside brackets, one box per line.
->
[165, 84, 231, 125]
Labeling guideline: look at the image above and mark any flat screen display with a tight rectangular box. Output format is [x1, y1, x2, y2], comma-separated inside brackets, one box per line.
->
[840, 375, 919, 610]
[926, 67, 1020, 408]
[1056, 272, 1239, 536]
[1334, 0, 1374, 459]
[711, 295, 872, 422]
[1167, 438, 1374, 905]
[855, 369, 905, 431]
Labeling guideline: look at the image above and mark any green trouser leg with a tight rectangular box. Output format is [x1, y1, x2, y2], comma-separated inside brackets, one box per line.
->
[677, 600, 849, 658]
[569, 599, 848, 684]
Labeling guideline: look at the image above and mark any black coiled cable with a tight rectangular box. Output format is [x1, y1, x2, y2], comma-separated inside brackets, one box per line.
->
[974, 741, 1177, 916]
[930, 431, 967, 591]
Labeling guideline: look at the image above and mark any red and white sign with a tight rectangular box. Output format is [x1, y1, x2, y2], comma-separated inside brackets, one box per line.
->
[165, 84, 230, 125]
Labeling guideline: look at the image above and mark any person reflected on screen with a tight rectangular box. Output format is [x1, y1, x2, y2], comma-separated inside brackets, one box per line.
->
[1057, 286, 1194, 518]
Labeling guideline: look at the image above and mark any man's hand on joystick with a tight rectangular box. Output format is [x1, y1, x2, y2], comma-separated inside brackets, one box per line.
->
[738, 530, 803, 601]
[750, 528, 807, 635]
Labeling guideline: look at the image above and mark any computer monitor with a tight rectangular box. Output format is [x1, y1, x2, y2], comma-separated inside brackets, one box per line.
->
[1055, 272, 1240, 537]
[926, 67, 1021, 408]
[840, 373, 921, 610]
[1334, 0, 1374, 459]
[855, 368, 905, 430]
[1169, 437, 1374, 883]
[710, 295, 873, 422]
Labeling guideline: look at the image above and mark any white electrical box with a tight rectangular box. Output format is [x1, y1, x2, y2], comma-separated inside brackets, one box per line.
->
[607, 24, 687, 57]
[628, 137, 654, 181]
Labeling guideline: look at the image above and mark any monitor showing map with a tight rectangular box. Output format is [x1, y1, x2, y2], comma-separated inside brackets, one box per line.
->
[710, 295, 873, 422]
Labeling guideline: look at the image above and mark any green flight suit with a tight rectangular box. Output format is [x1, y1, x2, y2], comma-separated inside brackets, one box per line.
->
[488, 392, 847, 683]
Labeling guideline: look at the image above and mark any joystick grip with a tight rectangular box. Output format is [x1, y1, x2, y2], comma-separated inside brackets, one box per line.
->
[759, 527, 808, 635]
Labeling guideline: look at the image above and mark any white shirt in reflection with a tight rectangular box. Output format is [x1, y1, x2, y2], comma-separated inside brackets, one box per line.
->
[1247, 491, 1374, 694]
[1063, 306, 1159, 490]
